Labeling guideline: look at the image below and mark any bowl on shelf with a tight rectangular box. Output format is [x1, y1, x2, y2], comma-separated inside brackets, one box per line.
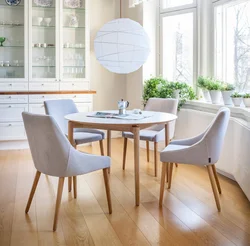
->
[0, 37, 6, 46]
[44, 17, 52, 26]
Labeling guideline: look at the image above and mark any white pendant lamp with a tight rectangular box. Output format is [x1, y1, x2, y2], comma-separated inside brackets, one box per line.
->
[129, 0, 151, 8]
[94, 18, 150, 74]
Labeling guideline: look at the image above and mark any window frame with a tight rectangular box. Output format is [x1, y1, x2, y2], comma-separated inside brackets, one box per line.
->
[213, 0, 250, 87]
[160, 0, 197, 13]
[159, 7, 198, 87]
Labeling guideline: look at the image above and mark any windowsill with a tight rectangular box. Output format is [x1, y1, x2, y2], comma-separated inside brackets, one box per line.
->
[183, 100, 250, 127]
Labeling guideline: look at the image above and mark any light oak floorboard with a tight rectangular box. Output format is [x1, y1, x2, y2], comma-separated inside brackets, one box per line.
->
[0, 139, 250, 246]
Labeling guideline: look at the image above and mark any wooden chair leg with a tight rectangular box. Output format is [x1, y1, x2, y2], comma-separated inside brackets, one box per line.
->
[146, 141, 150, 162]
[99, 140, 104, 156]
[73, 176, 77, 199]
[207, 165, 221, 212]
[175, 163, 178, 167]
[122, 138, 128, 170]
[166, 163, 169, 183]
[53, 177, 65, 231]
[103, 168, 112, 214]
[168, 163, 174, 189]
[25, 171, 41, 213]
[154, 142, 158, 177]
[68, 177, 72, 192]
[212, 164, 222, 194]
[159, 163, 167, 206]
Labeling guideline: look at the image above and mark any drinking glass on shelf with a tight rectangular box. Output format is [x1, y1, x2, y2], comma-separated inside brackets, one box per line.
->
[13, 60, 19, 66]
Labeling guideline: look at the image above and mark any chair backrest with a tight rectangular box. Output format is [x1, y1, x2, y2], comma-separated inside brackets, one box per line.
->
[22, 112, 71, 176]
[201, 107, 230, 164]
[145, 98, 178, 134]
[44, 99, 78, 134]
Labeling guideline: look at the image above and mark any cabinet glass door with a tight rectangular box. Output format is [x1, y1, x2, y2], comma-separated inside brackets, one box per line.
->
[31, 0, 56, 79]
[0, 0, 25, 79]
[62, 0, 86, 80]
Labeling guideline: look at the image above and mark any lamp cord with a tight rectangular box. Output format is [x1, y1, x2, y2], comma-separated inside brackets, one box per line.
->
[120, 0, 122, 18]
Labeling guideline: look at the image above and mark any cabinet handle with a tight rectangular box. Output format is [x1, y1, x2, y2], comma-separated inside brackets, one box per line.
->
[72, 83, 75, 86]
[9, 96, 11, 99]
[9, 105, 12, 108]
[41, 84, 44, 86]
[9, 84, 12, 86]
[8, 124, 12, 127]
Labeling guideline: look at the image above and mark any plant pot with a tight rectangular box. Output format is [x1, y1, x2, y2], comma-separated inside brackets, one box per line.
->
[232, 97, 243, 107]
[202, 89, 211, 102]
[243, 98, 250, 107]
[209, 90, 221, 104]
[221, 91, 233, 105]
[173, 90, 180, 100]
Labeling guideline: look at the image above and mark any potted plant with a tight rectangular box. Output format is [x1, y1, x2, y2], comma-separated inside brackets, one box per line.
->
[206, 79, 222, 104]
[221, 82, 235, 105]
[142, 76, 167, 106]
[231, 92, 243, 107]
[197, 76, 211, 102]
[142, 77, 197, 110]
[169, 81, 184, 100]
[243, 93, 250, 107]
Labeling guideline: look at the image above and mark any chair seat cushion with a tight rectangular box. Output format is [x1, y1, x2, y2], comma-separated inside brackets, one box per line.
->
[123, 130, 158, 141]
[73, 132, 103, 145]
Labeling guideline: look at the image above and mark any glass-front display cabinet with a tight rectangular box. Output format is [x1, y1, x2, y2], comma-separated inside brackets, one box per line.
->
[0, 0, 88, 85]
[0, 0, 27, 80]
[29, 0, 88, 83]
[62, 1, 86, 80]
[31, 0, 57, 80]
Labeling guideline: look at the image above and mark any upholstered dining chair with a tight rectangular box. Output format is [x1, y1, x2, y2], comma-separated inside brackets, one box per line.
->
[122, 98, 178, 177]
[159, 107, 230, 211]
[44, 99, 105, 193]
[22, 112, 112, 231]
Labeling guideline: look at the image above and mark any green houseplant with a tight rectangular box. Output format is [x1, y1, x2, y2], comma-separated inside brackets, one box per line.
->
[221, 82, 235, 105]
[142, 77, 196, 110]
[142, 77, 167, 105]
[206, 79, 223, 104]
[197, 76, 211, 102]
[231, 92, 243, 107]
[243, 93, 250, 107]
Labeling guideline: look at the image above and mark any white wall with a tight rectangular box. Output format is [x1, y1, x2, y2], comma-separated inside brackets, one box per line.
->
[90, 0, 126, 111]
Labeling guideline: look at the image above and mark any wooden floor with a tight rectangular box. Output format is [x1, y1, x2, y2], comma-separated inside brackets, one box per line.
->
[0, 138, 250, 246]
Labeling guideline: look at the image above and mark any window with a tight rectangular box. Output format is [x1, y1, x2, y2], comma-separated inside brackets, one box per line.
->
[160, 1, 197, 86]
[215, 0, 250, 91]
[162, 12, 194, 84]
[162, 0, 195, 9]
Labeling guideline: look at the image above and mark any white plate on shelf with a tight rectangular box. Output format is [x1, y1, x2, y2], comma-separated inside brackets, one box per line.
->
[34, 0, 53, 7]
[64, 0, 83, 8]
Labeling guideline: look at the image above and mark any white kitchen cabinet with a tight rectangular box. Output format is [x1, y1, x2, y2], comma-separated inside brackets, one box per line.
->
[0, 83, 28, 92]
[0, 104, 28, 122]
[29, 82, 59, 91]
[0, 0, 89, 85]
[29, 103, 46, 115]
[0, 122, 26, 140]
[0, 95, 28, 104]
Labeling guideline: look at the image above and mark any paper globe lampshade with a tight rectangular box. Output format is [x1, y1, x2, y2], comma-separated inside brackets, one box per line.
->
[94, 18, 150, 74]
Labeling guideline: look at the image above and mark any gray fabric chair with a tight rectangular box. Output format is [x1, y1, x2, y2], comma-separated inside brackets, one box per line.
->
[159, 107, 230, 211]
[122, 98, 178, 177]
[22, 112, 112, 231]
[44, 99, 105, 192]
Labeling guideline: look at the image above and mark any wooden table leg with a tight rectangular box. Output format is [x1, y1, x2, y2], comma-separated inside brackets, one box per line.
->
[132, 126, 140, 206]
[107, 130, 111, 173]
[68, 121, 74, 192]
[165, 123, 170, 183]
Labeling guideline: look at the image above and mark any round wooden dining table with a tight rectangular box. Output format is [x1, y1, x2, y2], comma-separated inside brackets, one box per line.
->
[65, 110, 177, 206]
